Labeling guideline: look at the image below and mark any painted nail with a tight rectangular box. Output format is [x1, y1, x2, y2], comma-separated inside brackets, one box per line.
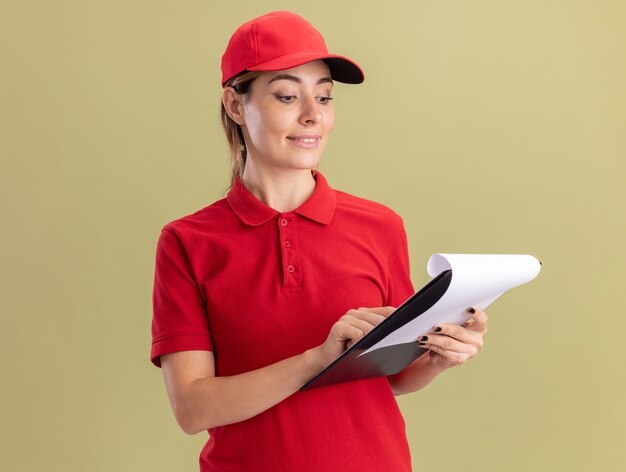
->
[434, 326, 442, 333]
[419, 335, 428, 342]
[418, 342, 426, 347]
[467, 307, 476, 315]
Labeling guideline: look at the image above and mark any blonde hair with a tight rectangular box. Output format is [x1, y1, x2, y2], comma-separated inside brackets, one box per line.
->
[220, 71, 263, 186]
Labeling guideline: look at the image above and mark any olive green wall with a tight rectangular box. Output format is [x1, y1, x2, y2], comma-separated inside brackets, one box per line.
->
[1, 1, 624, 470]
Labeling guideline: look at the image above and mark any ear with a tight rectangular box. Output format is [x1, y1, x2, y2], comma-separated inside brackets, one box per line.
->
[222, 87, 245, 126]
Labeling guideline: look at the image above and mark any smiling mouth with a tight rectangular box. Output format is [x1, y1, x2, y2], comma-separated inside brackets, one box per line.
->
[287, 137, 320, 143]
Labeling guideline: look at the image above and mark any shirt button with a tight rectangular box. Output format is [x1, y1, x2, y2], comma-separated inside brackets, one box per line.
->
[280, 218, 288, 227]
[287, 264, 295, 273]
[284, 241, 292, 248]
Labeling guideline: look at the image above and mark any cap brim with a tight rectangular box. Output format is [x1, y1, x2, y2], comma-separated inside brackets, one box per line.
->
[247, 52, 365, 84]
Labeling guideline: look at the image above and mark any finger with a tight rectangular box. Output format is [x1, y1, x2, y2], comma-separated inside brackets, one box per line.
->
[431, 323, 485, 348]
[464, 307, 488, 334]
[348, 309, 387, 326]
[351, 318, 378, 336]
[425, 344, 472, 366]
[418, 334, 480, 355]
[334, 322, 364, 345]
[339, 320, 369, 350]
[338, 315, 378, 339]
[357, 306, 396, 317]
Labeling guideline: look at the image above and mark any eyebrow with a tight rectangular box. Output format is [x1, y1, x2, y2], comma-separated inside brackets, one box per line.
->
[267, 74, 333, 86]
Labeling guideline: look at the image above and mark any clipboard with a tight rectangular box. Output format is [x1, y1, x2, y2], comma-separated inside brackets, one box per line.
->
[301, 270, 452, 390]
[300, 253, 542, 391]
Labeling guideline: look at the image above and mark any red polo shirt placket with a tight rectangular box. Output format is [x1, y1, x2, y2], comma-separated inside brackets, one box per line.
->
[278, 213, 302, 290]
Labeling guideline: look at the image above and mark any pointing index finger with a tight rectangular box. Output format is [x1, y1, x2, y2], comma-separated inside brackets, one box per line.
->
[358, 306, 396, 317]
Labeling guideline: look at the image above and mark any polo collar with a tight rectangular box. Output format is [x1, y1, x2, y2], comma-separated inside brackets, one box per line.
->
[227, 171, 336, 227]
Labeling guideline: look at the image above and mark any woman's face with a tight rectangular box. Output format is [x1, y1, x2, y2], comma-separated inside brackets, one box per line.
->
[237, 60, 335, 175]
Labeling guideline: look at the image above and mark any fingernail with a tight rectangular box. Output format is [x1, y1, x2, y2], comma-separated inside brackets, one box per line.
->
[418, 342, 426, 347]
[419, 335, 428, 342]
[434, 326, 442, 333]
[467, 307, 476, 315]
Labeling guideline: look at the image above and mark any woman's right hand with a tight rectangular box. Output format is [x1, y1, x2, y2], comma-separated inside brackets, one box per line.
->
[308, 306, 395, 370]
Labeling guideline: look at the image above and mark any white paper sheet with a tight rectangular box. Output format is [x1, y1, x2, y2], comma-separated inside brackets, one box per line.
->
[358, 254, 541, 357]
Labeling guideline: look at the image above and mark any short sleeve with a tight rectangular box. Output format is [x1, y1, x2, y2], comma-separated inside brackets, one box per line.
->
[385, 223, 415, 307]
[150, 227, 213, 367]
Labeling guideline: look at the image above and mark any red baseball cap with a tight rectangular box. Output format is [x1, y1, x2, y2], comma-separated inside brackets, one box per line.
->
[221, 11, 365, 86]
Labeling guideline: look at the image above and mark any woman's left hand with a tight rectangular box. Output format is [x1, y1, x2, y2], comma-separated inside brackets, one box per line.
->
[418, 307, 488, 371]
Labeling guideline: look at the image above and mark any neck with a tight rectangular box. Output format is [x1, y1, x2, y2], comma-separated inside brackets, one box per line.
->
[240, 163, 317, 213]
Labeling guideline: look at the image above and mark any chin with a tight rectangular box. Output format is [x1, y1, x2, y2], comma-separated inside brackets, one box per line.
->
[287, 154, 322, 170]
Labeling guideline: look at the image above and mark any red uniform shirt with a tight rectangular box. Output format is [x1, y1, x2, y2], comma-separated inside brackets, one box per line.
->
[151, 171, 415, 471]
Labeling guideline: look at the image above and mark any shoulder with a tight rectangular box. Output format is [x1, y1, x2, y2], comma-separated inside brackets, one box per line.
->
[333, 188, 405, 232]
[160, 197, 233, 241]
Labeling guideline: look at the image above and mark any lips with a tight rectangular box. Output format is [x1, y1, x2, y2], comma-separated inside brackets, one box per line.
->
[290, 137, 317, 143]
[287, 135, 321, 142]
[286, 135, 322, 149]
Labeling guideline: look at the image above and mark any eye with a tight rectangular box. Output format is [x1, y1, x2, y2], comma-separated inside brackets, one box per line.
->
[318, 96, 334, 104]
[276, 95, 296, 103]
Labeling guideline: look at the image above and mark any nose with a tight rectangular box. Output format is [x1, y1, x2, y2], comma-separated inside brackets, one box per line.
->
[299, 95, 322, 125]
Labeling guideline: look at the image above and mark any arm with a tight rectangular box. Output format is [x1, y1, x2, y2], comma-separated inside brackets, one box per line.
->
[387, 307, 489, 395]
[161, 349, 321, 434]
[160, 308, 389, 434]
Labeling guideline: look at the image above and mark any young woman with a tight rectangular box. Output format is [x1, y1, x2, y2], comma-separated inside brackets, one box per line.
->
[151, 11, 488, 471]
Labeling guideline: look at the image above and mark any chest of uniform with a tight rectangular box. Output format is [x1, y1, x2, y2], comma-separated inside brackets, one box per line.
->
[197, 218, 388, 374]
